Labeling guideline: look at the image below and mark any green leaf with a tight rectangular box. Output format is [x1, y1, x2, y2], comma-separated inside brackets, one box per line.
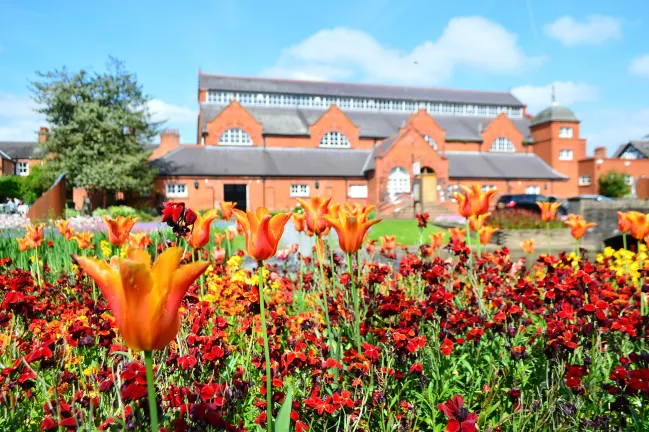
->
[275, 385, 293, 432]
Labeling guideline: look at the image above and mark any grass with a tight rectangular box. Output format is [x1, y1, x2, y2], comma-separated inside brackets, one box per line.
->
[366, 219, 445, 245]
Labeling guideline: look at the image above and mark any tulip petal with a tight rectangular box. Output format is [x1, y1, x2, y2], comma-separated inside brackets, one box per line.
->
[269, 212, 292, 240]
[119, 259, 157, 351]
[152, 247, 183, 294]
[167, 260, 210, 314]
[74, 256, 125, 325]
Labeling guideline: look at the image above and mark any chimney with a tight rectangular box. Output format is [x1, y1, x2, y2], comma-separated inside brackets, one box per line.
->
[593, 146, 607, 159]
[38, 127, 49, 144]
[150, 129, 180, 160]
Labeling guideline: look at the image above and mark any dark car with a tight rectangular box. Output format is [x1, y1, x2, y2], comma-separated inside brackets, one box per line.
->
[496, 194, 568, 216]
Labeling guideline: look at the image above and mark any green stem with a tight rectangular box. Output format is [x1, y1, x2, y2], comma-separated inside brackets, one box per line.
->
[465, 219, 471, 264]
[315, 237, 333, 343]
[298, 233, 304, 291]
[546, 222, 551, 257]
[144, 351, 159, 432]
[623, 233, 629, 276]
[347, 253, 362, 353]
[34, 245, 42, 288]
[258, 262, 273, 432]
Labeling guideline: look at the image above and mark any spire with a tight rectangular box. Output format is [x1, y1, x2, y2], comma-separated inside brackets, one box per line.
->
[551, 84, 557, 106]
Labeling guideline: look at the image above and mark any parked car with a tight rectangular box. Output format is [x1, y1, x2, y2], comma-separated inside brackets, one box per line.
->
[567, 195, 614, 203]
[496, 194, 568, 216]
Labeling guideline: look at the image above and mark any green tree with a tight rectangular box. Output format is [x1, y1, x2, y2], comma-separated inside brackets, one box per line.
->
[31, 58, 159, 202]
[598, 169, 631, 198]
[20, 165, 47, 203]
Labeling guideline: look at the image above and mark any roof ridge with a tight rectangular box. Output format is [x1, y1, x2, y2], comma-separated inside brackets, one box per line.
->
[199, 72, 517, 96]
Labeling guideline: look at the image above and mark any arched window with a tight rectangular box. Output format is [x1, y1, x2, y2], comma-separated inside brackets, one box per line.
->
[387, 167, 410, 195]
[218, 128, 253, 146]
[423, 134, 437, 150]
[490, 137, 515, 152]
[319, 131, 351, 148]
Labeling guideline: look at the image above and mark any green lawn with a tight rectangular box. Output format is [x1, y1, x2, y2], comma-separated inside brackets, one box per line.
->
[366, 219, 446, 245]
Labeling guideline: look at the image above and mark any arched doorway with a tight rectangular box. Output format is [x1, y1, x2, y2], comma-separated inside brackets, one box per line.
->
[420, 166, 438, 204]
[387, 167, 410, 201]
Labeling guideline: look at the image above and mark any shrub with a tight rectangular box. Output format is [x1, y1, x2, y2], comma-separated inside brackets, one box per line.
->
[598, 170, 631, 198]
[65, 208, 80, 218]
[20, 165, 47, 204]
[0, 177, 23, 200]
[92, 205, 153, 221]
[487, 209, 565, 230]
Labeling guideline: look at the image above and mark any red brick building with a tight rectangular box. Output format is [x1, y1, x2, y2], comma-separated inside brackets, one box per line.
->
[3, 74, 646, 214]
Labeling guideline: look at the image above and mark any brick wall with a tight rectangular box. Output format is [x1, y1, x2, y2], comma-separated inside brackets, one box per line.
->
[480, 113, 524, 153]
[579, 157, 649, 195]
[204, 101, 263, 146]
[448, 178, 561, 196]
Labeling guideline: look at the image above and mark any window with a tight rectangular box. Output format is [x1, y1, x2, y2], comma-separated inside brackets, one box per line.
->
[579, 176, 591, 186]
[166, 183, 187, 198]
[348, 184, 368, 199]
[16, 161, 29, 176]
[559, 149, 573, 160]
[559, 127, 573, 138]
[482, 185, 496, 191]
[320, 131, 350, 148]
[625, 175, 634, 186]
[423, 134, 437, 150]
[290, 184, 309, 197]
[218, 128, 253, 146]
[620, 147, 645, 159]
[525, 185, 540, 195]
[490, 137, 515, 153]
[387, 167, 410, 195]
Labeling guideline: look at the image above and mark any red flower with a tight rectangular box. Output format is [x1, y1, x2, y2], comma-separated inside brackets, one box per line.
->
[362, 343, 381, 362]
[416, 212, 430, 228]
[437, 394, 478, 432]
[162, 202, 185, 225]
[627, 368, 649, 393]
[441, 338, 454, 356]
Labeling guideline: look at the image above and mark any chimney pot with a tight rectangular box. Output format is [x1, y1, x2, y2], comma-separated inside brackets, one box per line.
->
[593, 146, 607, 159]
[38, 126, 49, 143]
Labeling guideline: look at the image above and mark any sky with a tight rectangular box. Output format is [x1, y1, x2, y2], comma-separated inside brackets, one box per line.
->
[1, 0, 648, 154]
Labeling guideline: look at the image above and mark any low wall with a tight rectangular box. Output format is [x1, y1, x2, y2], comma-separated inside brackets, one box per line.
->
[27, 173, 67, 222]
[579, 200, 649, 244]
[492, 228, 574, 248]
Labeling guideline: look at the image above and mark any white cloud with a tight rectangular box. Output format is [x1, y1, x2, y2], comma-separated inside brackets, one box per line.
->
[544, 15, 621, 46]
[630, 54, 649, 79]
[147, 99, 196, 125]
[581, 108, 649, 154]
[511, 81, 598, 114]
[263, 17, 545, 84]
[0, 93, 44, 141]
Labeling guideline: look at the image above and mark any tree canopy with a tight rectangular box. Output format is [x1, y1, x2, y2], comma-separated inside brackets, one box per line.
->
[31, 58, 159, 195]
[598, 169, 631, 198]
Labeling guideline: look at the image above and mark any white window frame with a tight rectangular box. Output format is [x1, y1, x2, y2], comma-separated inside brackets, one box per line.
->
[290, 184, 310, 197]
[482, 185, 496, 191]
[16, 161, 29, 176]
[625, 175, 634, 186]
[559, 127, 573, 138]
[423, 134, 437, 150]
[348, 184, 368, 199]
[218, 128, 253, 146]
[579, 176, 591, 186]
[559, 149, 574, 161]
[166, 183, 188, 198]
[387, 167, 410, 196]
[525, 185, 540, 195]
[490, 137, 515, 153]
[320, 131, 351, 148]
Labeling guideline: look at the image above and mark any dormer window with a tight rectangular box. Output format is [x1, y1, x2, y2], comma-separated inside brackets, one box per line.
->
[320, 131, 350, 148]
[219, 128, 253, 146]
[559, 127, 573, 138]
[423, 134, 437, 150]
[490, 137, 515, 153]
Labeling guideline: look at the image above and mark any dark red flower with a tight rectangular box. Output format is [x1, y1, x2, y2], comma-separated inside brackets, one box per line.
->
[441, 338, 454, 356]
[437, 394, 478, 432]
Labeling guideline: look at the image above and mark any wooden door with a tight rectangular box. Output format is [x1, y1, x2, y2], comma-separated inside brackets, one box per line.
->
[422, 174, 438, 203]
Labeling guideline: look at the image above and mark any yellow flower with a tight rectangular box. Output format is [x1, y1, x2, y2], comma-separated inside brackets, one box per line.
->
[227, 255, 242, 270]
[83, 366, 96, 377]
[100, 240, 112, 258]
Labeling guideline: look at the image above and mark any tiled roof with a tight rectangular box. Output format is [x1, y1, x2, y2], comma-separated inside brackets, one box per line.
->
[199, 105, 533, 141]
[531, 104, 578, 126]
[0, 141, 43, 160]
[446, 151, 568, 180]
[155, 145, 567, 181]
[612, 141, 649, 158]
[154, 146, 371, 177]
[199, 74, 524, 106]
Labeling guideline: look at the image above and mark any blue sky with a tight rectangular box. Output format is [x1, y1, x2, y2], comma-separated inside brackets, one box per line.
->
[1, 0, 648, 153]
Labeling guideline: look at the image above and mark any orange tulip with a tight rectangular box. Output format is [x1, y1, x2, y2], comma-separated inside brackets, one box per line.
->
[625, 211, 649, 240]
[618, 211, 632, 234]
[521, 239, 535, 254]
[16, 236, 36, 252]
[537, 202, 562, 222]
[220, 201, 235, 220]
[54, 220, 75, 240]
[225, 229, 236, 242]
[232, 207, 293, 261]
[315, 236, 326, 262]
[380, 235, 397, 251]
[75, 232, 94, 250]
[212, 247, 226, 261]
[213, 232, 225, 245]
[454, 184, 497, 217]
[188, 209, 219, 249]
[26, 223, 45, 245]
[468, 213, 491, 232]
[448, 227, 466, 243]
[297, 196, 331, 236]
[292, 213, 306, 233]
[429, 232, 445, 249]
[322, 226, 331, 237]
[328, 202, 342, 220]
[324, 205, 381, 254]
[478, 226, 499, 245]
[452, 190, 472, 218]
[129, 232, 152, 250]
[103, 216, 139, 247]
[73, 247, 208, 352]
[564, 215, 597, 240]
